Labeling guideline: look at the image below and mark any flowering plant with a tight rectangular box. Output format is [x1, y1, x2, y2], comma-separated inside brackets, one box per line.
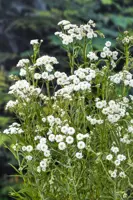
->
[2, 20, 133, 200]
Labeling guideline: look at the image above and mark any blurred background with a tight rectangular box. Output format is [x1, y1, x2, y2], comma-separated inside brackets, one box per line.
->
[0, 0, 133, 199]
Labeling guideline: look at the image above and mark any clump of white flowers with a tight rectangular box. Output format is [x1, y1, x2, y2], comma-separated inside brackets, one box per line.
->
[55, 20, 97, 45]
[2, 20, 133, 200]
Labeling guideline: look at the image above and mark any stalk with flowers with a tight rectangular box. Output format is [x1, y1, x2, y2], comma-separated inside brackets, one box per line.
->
[2, 20, 133, 200]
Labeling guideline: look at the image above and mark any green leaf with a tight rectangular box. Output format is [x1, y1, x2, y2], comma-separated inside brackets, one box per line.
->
[0, 133, 9, 146]
[101, 0, 112, 5]
[110, 15, 133, 29]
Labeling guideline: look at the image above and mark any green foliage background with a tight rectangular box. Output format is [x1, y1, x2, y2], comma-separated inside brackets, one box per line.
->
[0, 0, 133, 199]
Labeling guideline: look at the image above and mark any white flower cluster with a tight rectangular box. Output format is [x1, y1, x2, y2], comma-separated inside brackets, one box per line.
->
[9, 80, 41, 99]
[122, 34, 133, 44]
[31, 55, 59, 81]
[102, 100, 127, 123]
[5, 100, 18, 110]
[106, 146, 126, 178]
[35, 55, 58, 67]
[120, 134, 132, 144]
[95, 99, 107, 109]
[87, 52, 98, 61]
[110, 70, 133, 86]
[36, 137, 51, 157]
[17, 59, 30, 68]
[55, 68, 95, 97]
[109, 169, 126, 179]
[31, 115, 89, 165]
[38, 158, 49, 172]
[100, 41, 118, 61]
[3, 123, 24, 134]
[4, 21, 133, 198]
[22, 145, 33, 152]
[119, 124, 133, 144]
[86, 115, 103, 125]
[55, 20, 97, 45]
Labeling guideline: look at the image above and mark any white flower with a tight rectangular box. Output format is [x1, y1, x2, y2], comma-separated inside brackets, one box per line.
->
[40, 138, 47, 144]
[109, 169, 117, 178]
[111, 146, 119, 154]
[47, 115, 55, 124]
[44, 150, 51, 157]
[87, 52, 98, 61]
[76, 133, 84, 140]
[87, 32, 93, 39]
[36, 55, 58, 66]
[100, 52, 106, 58]
[105, 41, 111, 47]
[61, 126, 68, 134]
[119, 171, 126, 178]
[17, 59, 29, 67]
[40, 159, 47, 168]
[20, 68, 26, 76]
[34, 73, 41, 80]
[30, 39, 43, 45]
[55, 134, 64, 143]
[22, 146, 27, 151]
[40, 144, 48, 151]
[42, 167, 46, 171]
[42, 72, 48, 79]
[42, 117, 46, 123]
[54, 71, 62, 78]
[77, 141, 86, 149]
[5, 100, 18, 110]
[26, 145, 33, 152]
[26, 155, 32, 161]
[114, 159, 120, 166]
[76, 152, 83, 159]
[48, 134, 55, 142]
[58, 142, 66, 150]
[117, 154, 126, 161]
[96, 101, 104, 109]
[48, 74, 55, 81]
[58, 20, 70, 26]
[66, 136, 74, 144]
[68, 127, 75, 135]
[45, 64, 54, 72]
[106, 154, 113, 161]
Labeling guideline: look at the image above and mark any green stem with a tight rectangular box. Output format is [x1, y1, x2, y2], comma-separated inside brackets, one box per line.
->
[125, 45, 129, 70]
[46, 81, 51, 99]
[67, 151, 79, 200]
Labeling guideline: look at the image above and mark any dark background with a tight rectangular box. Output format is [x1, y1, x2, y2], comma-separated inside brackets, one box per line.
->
[0, 0, 133, 199]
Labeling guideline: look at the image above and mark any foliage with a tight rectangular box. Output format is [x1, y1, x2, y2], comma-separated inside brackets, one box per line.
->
[2, 20, 133, 199]
[1, 0, 133, 199]
[0, 68, 11, 129]
[1, 0, 133, 69]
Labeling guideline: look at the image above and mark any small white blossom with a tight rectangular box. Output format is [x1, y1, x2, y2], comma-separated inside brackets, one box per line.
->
[66, 136, 74, 144]
[34, 73, 41, 80]
[26, 155, 32, 161]
[58, 142, 66, 150]
[105, 41, 111, 47]
[26, 145, 33, 152]
[76, 152, 83, 159]
[106, 154, 113, 161]
[77, 141, 86, 149]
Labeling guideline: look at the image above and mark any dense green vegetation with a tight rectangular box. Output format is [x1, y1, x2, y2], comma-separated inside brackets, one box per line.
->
[0, 0, 133, 199]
